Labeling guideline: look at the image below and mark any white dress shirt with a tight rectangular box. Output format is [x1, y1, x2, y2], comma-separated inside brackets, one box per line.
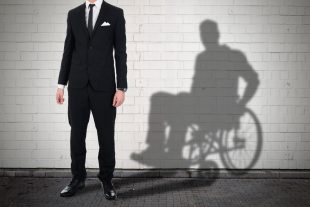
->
[58, 0, 103, 89]
[85, 0, 103, 29]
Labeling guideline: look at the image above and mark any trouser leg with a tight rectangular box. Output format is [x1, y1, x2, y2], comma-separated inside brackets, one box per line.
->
[87, 84, 116, 182]
[67, 85, 90, 180]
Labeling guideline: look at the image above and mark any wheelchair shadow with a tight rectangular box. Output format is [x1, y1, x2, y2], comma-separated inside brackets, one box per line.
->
[119, 19, 262, 200]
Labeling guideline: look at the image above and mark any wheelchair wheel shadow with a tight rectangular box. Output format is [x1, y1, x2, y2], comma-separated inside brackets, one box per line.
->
[119, 19, 262, 200]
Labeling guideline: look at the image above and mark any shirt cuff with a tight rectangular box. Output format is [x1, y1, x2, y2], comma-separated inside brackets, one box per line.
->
[58, 84, 65, 89]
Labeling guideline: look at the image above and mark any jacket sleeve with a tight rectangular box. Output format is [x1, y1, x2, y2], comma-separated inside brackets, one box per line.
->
[113, 9, 128, 89]
[58, 10, 74, 86]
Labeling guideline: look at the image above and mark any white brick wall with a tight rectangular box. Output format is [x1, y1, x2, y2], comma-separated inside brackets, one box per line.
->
[0, 0, 310, 170]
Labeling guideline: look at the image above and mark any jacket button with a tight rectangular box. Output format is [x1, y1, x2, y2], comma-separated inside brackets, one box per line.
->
[89, 46, 93, 50]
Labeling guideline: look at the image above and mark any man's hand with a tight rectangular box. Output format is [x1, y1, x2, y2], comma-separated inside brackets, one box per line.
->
[112, 89, 125, 107]
[56, 88, 65, 104]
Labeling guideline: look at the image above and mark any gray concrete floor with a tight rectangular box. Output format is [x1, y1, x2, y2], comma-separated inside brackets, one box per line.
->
[1, 177, 310, 207]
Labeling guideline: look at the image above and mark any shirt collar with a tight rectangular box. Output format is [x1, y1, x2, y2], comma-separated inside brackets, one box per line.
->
[85, 0, 103, 9]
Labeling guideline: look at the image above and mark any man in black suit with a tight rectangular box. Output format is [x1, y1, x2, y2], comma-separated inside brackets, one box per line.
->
[55, 0, 127, 200]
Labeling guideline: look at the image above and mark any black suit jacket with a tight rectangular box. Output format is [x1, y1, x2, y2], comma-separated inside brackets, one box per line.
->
[58, 1, 127, 91]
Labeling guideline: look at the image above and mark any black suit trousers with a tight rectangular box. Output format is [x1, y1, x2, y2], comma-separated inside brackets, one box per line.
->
[67, 81, 116, 182]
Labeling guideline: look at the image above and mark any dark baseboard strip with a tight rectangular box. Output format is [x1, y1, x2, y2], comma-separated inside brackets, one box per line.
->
[0, 168, 310, 179]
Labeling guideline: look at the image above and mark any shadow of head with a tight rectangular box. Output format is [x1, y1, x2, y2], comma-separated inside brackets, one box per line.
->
[200, 19, 220, 48]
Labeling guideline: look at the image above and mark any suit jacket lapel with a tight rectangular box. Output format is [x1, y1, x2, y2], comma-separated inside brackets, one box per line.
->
[78, 2, 89, 39]
[90, 0, 108, 39]
[77, 1, 108, 40]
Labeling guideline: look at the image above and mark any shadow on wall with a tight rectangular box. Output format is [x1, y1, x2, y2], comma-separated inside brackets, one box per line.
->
[117, 19, 262, 198]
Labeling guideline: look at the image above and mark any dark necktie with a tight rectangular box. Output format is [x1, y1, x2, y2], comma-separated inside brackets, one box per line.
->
[88, 4, 95, 36]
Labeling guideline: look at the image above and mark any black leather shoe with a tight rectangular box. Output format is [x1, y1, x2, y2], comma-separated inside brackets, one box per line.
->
[60, 178, 85, 197]
[100, 179, 117, 200]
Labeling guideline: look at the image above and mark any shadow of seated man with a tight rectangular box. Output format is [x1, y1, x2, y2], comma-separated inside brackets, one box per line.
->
[131, 20, 259, 169]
